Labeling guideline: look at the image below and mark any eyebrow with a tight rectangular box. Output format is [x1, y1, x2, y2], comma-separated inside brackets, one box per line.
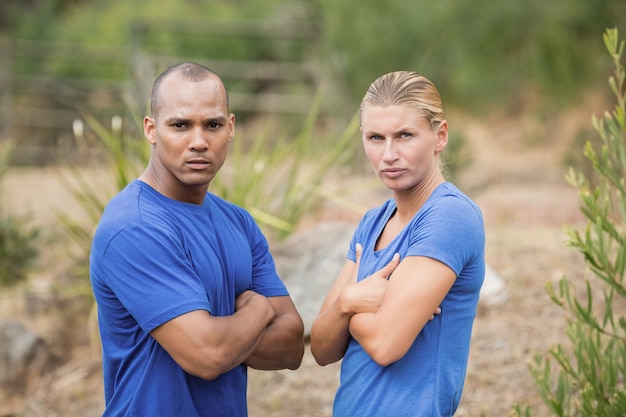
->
[362, 129, 381, 136]
[363, 126, 413, 136]
[163, 115, 229, 125]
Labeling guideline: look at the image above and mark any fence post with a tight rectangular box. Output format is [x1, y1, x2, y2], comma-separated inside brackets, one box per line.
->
[0, 39, 12, 143]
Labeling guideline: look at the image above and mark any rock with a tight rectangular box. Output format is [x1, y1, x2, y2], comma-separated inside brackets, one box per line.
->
[272, 222, 353, 338]
[480, 264, 509, 307]
[272, 221, 508, 337]
[0, 319, 49, 394]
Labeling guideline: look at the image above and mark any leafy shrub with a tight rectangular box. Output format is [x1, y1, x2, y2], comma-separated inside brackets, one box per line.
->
[512, 28, 626, 417]
[0, 211, 40, 287]
[0, 141, 39, 286]
[6, 0, 625, 114]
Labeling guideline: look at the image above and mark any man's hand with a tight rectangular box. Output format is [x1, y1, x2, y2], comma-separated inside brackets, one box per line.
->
[235, 290, 275, 317]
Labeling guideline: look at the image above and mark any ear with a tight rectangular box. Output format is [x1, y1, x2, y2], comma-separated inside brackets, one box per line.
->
[435, 120, 448, 153]
[227, 113, 236, 143]
[144, 116, 157, 145]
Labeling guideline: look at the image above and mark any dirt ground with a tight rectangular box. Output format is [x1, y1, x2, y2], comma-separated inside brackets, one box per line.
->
[0, 98, 607, 416]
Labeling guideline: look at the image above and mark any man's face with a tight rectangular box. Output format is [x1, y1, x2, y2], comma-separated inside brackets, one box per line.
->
[143, 73, 235, 203]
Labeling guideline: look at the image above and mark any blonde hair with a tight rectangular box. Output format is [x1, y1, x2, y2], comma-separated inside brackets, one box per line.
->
[359, 71, 444, 130]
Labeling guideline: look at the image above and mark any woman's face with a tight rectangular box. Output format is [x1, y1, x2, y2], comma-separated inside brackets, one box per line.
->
[360, 104, 447, 193]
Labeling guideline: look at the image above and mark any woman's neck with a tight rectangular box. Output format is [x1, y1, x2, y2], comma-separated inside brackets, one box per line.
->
[392, 172, 446, 224]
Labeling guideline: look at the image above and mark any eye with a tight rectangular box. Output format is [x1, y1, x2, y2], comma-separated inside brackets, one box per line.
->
[208, 122, 221, 129]
[401, 132, 413, 139]
[369, 134, 384, 141]
[172, 122, 187, 129]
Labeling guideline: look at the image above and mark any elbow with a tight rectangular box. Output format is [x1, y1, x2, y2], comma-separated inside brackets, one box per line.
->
[312, 353, 335, 367]
[193, 368, 221, 381]
[267, 321, 305, 370]
[368, 349, 400, 367]
[309, 341, 344, 367]
[286, 342, 305, 370]
[310, 340, 338, 366]
[362, 340, 405, 367]
[310, 346, 329, 366]
[282, 332, 306, 370]
[181, 347, 237, 381]
[310, 332, 332, 366]
[286, 321, 306, 370]
[184, 364, 222, 381]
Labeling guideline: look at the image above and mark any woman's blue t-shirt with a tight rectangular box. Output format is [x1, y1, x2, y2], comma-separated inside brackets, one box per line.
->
[334, 182, 485, 417]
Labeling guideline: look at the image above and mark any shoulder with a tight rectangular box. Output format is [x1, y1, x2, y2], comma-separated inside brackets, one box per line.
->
[427, 183, 483, 223]
[205, 192, 256, 226]
[94, 181, 142, 239]
[407, 183, 485, 248]
[360, 199, 395, 226]
[98, 181, 169, 223]
[93, 181, 183, 249]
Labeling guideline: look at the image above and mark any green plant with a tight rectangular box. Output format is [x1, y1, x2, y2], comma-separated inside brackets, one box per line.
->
[56, 109, 147, 280]
[0, 141, 39, 287]
[211, 90, 358, 239]
[442, 127, 473, 186]
[512, 28, 626, 417]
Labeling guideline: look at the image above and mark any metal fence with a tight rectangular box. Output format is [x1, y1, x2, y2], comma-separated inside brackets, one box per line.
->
[0, 17, 321, 165]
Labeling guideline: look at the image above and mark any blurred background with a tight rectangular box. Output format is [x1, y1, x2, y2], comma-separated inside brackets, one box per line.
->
[1, 0, 624, 164]
[0, 0, 625, 416]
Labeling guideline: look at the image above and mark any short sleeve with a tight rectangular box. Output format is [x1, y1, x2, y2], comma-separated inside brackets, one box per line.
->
[97, 225, 211, 333]
[247, 219, 289, 297]
[406, 195, 484, 276]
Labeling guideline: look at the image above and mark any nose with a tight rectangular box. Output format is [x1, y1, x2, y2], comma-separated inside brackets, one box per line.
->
[381, 139, 398, 163]
[189, 127, 209, 153]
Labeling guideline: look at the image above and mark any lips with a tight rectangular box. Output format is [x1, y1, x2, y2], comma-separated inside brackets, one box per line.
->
[381, 168, 404, 178]
[186, 158, 210, 169]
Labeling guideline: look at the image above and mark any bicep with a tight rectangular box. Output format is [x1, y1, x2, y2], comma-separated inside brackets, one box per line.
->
[383, 256, 456, 328]
[150, 309, 214, 373]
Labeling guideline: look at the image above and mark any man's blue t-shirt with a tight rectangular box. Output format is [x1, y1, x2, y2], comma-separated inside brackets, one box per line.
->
[89, 180, 289, 417]
[334, 182, 485, 417]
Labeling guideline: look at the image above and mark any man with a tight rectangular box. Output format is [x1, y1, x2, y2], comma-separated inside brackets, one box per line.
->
[90, 62, 305, 416]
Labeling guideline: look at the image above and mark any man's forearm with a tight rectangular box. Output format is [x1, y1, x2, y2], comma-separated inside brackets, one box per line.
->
[244, 314, 304, 370]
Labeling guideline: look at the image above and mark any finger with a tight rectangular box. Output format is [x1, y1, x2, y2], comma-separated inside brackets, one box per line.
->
[378, 252, 400, 279]
[354, 243, 363, 269]
[351, 243, 363, 284]
[429, 306, 442, 320]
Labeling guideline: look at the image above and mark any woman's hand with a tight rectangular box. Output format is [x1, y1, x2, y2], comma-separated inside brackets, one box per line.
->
[340, 244, 399, 315]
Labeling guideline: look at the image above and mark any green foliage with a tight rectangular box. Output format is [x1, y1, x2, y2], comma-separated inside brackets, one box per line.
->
[57, 111, 146, 271]
[512, 28, 626, 417]
[562, 127, 604, 190]
[442, 128, 473, 186]
[4, 0, 625, 115]
[0, 141, 39, 287]
[212, 91, 357, 239]
[316, 0, 625, 112]
[0, 212, 40, 287]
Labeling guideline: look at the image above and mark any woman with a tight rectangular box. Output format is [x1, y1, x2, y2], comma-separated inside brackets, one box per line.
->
[310, 71, 485, 416]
